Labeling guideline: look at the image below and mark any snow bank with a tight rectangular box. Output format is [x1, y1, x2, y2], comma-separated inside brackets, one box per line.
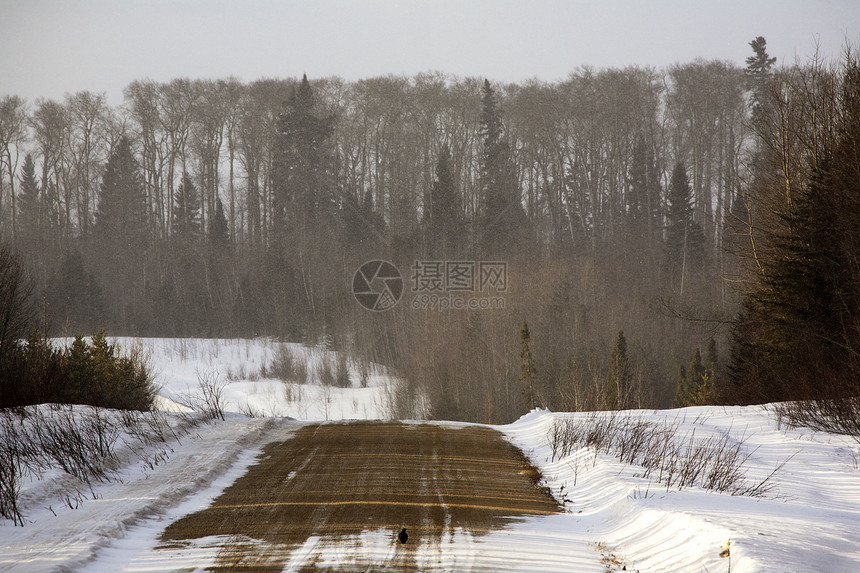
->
[0, 409, 294, 572]
[503, 407, 860, 572]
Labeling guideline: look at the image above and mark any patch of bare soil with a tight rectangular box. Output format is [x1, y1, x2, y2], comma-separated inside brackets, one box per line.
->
[160, 422, 560, 571]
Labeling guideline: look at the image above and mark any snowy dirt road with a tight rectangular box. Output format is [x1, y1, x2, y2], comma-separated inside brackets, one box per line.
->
[158, 422, 567, 572]
[8, 407, 858, 571]
[6, 339, 859, 571]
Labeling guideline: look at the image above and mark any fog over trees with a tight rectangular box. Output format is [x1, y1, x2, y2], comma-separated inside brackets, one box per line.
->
[1, 38, 858, 422]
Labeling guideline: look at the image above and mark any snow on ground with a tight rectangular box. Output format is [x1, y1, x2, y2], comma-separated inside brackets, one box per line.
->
[0, 412, 293, 572]
[503, 407, 860, 572]
[107, 337, 402, 421]
[2, 338, 860, 572]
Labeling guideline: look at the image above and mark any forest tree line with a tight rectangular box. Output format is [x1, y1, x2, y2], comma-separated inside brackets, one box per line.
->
[0, 38, 857, 422]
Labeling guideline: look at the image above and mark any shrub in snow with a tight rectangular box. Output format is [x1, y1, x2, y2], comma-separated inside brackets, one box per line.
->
[547, 413, 783, 497]
[267, 344, 308, 384]
[1, 331, 156, 411]
[175, 368, 229, 421]
[0, 405, 204, 526]
[771, 398, 860, 439]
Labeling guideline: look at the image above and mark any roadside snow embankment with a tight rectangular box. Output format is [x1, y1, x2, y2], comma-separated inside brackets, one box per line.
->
[0, 407, 292, 572]
[503, 407, 860, 572]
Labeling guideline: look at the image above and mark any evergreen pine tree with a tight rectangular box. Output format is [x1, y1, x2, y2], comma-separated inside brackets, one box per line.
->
[17, 154, 41, 248]
[96, 136, 148, 248]
[209, 196, 230, 250]
[425, 144, 462, 255]
[478, 80, 526, 255]
[271, 74, 335, 244]
[605, 330, 632, 409]
[173, 173, 201, 239]
[745, 36, 777, 133]
[727, 58, 860, 404]
[675, 347, 706, 406]
[479, 80, 503, 154]
[730, 161, 855, 401]
[519, 321, 538, 411]
[94, 135, 148, 328]
[45, 251, 104, 333]
[664, 161, 704, 292]
[745, 36, 777, 79]
[705, 338, 718, 374]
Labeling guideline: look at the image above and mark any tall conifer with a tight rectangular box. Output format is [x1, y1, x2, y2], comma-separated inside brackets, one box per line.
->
[519, 321, 538, 411]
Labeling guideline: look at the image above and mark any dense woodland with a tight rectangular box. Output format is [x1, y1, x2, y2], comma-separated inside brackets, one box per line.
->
[1, 38, 859, 423]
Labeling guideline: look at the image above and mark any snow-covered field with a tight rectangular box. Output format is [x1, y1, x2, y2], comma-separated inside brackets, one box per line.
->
[2, 338, 859, 572]
[111, 337, 406, 420]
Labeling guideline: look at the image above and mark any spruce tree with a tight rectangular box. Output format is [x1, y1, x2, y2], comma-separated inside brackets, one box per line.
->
[271, 74, 335, 244]
[605, 330, 632, 409]
[727, 58, 860, 404]
[705, 338, 718, 374]
[17, 154, 41, 248]
[675, 347, 706, 407]
[519, 321, 538, 411]
[209, 196, 230, 250]
[664, 162, 704, 292]
[478, 80, 526, 255]
[96, 136, 148, 248]
[173, 173, 201, 239]
[479, 80, 503, 155]
[665, 162, 692, 260]
[730, 162, 855, 401]
[45, 251, 104, 333]
[425, 144, 462, 254]
[94, 136, 148, 328]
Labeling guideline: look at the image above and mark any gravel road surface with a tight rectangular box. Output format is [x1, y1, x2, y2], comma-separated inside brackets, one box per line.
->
[161, 421, 561, 571]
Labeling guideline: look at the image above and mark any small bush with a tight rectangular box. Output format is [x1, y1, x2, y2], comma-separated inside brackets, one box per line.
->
[0, 405, 205, 526]
[0, 331, 155, 411]
[357, 358, 370, 388]
[318, 352, 351, 388]
[771, 397, 860, 438]
[336, 353, 351, 388]
[547, 414, 781, 497]
[34, 406, 119, 484]
[318, 354, 335, 387]
[268, 344, 308, 384]
[175, 368, 228, 421]
[196, 368, 228, 421]
[0, 413, 28, 526]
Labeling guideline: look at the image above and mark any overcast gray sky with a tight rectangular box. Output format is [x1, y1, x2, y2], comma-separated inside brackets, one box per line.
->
[1, 0, 858, 104]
